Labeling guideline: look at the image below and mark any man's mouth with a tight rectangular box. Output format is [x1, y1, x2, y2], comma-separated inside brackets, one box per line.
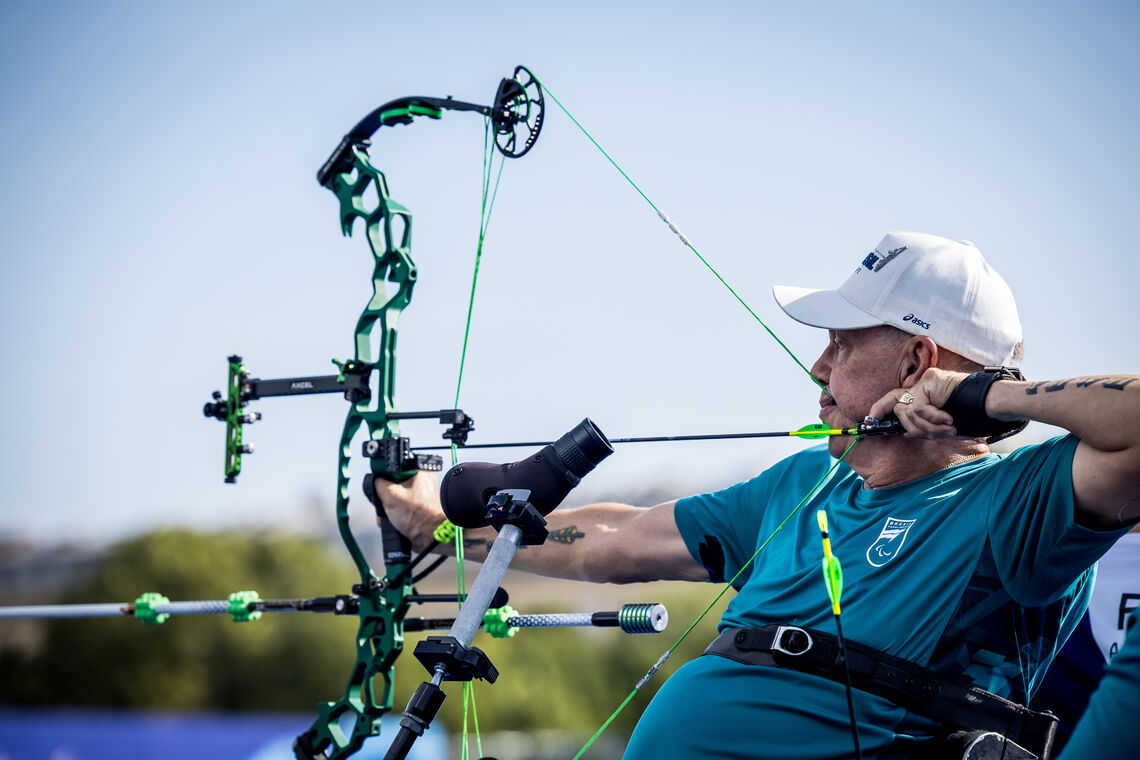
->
[818, 396, 852, 429]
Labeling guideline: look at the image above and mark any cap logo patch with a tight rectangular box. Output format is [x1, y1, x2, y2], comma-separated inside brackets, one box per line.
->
[903, 313, 932, 330]
[860, 245, 907, 273]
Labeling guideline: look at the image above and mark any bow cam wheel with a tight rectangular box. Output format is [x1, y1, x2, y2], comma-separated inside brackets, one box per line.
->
[491, 65, 544, 158]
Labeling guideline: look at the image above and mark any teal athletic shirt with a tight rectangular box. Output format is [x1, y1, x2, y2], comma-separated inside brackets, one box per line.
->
[623, 435, 1129, 759]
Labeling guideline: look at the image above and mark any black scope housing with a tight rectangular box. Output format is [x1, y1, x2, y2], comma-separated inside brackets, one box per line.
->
[440, 418, 613, 529]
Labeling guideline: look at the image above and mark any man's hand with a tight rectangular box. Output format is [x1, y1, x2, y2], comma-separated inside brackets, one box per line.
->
[373, 472, 447, 552]
[868, 367, 968, 439]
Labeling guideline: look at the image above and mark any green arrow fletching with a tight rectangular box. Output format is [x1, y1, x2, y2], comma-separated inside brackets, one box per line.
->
[792, 424, 847, 439]
[821, 555, 844, 612]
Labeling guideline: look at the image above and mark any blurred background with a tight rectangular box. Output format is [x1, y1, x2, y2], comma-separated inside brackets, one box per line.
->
[1, 1, 1138, 758]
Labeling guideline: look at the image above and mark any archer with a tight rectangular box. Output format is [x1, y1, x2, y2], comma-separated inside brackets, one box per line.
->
[375, 231, 1140, 759]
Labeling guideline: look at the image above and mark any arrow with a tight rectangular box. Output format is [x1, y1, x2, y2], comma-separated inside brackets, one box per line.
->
[412, 419, 905, 451]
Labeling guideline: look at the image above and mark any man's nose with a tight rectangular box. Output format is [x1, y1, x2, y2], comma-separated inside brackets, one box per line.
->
[810, 351, 830, 386]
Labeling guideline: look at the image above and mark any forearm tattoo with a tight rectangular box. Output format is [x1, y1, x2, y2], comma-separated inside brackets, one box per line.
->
[462, 537, 495, 553]
[549, 526, 586, 545]
[1025, 377, 1136, 395]
[468, 526, 586, 552]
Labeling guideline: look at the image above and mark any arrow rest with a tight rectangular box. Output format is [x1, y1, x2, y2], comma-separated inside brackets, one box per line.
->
[362, 438, 443, 474]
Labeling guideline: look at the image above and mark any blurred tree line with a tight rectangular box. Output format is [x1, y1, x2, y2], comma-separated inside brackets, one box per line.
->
[0, 529, 730, 736]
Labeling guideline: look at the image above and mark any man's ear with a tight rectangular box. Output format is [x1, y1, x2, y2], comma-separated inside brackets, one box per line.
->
[899, 336, 938, 387]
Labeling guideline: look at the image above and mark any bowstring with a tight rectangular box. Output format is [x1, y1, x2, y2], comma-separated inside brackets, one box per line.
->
[451, 115, 507, 760]
[532, 75, 830, 401]
[524, 74, 864, 757]
[569, 437, 859, 759]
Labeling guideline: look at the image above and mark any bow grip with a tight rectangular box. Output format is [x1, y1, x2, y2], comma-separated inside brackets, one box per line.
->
[357, 433, 443, 569]
[362, 472, 414, 568]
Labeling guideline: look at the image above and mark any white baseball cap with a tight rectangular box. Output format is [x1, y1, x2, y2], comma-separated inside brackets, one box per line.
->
[772, 231, 1022, 366]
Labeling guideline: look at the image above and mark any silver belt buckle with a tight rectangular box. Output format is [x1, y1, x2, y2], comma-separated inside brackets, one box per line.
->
[772, 625, 813, 656]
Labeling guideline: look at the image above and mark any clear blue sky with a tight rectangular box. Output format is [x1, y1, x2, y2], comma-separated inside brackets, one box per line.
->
[2, 1, 1138, 543]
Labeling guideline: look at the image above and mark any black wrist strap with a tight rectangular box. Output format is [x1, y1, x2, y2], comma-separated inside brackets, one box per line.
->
[942, 366, 1029, 444]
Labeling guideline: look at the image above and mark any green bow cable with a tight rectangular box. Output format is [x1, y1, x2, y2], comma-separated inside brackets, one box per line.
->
[532, 75, 830, 402]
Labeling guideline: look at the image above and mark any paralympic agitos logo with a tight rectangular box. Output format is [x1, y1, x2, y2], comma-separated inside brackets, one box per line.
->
[867, 517, 917, 567]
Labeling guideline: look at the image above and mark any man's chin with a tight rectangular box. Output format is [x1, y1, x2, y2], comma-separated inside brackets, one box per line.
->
[819, 411, 856, 431]
[827, 434, 854, 457]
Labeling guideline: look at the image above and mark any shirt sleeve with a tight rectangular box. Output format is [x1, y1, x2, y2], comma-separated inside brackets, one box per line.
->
[674, 447, 832, 586]
[984, 435, 1131, 606]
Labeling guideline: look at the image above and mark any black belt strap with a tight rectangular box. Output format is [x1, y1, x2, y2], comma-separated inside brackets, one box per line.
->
[704, 625, 1057, 759]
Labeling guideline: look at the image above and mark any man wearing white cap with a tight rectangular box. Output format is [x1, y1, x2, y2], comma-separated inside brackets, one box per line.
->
[374, 231, 1140, 758]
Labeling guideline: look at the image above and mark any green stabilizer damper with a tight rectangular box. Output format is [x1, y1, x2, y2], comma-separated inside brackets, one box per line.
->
[227, 590, 262, 622]
[614, 603, 668, 633]
[483, 606, 520, 639]
[433, 520, 458, 544]
[133, 592, 171, 625]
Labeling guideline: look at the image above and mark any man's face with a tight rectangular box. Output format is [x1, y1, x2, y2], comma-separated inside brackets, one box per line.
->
[811, 327, 907, 452]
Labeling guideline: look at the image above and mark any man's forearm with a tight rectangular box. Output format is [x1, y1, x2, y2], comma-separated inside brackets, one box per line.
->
[987, 375, 1140, 452]
[373, 473, 706, 583]
[428, 501, 707, 584]
[430, 503, 653, 582]
[455, 520, 592, 563]
[445, 510, 610, 581]
[988, 374, 1140, 527]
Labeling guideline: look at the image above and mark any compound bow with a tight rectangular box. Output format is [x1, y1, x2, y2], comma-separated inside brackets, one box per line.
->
[202, 65, 669, 760]
[205, 65, 546, 760]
